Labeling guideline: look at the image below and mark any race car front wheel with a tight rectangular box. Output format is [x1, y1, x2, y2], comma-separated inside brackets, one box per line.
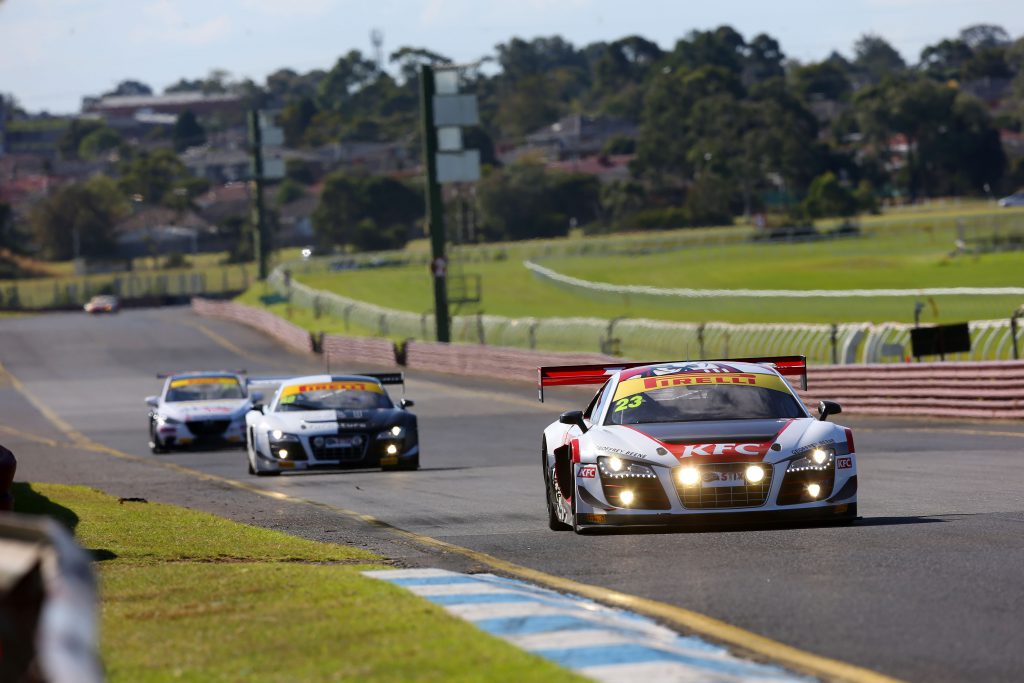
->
[149, 423, 168, 454]
[543, 440, 570, 531]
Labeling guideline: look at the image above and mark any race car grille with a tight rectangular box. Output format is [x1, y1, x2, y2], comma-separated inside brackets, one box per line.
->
[311, 437, 369, 462]
[186, 420, 230, 437]
[676, 463, 773, 509]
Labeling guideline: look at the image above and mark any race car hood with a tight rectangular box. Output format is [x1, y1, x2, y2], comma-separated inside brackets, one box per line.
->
[265, 408, 405, 434]
[587, 418, 829, 465]
[161, 399, 249, 420]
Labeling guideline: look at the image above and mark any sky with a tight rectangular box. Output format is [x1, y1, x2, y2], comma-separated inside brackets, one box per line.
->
[1, 0, 1022, 114]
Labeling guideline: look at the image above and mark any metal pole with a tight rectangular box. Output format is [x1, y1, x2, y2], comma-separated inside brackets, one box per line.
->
[419, 65, 450, 343]
[249, 109, 269, 281]
[1012, 309, 1022, 360]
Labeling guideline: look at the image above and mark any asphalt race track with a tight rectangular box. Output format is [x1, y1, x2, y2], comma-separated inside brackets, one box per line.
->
[3, 307, 1024, 682]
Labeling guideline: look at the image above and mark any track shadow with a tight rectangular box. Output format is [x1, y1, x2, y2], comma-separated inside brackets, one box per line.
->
[579, 515, 947, 536]
[11, 482, 79, 532]
[278, 466, 471, 478]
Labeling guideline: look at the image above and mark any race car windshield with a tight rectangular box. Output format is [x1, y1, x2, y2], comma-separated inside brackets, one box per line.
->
[165, 378, 245, 402]
[277, 388, 392, 411]
[606, 384, 805, 425]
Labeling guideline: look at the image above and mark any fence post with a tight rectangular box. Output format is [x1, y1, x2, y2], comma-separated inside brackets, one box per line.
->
[476, 312, 486, 345]
[830, 323, 838, 365]
[697, 323, 706, 359]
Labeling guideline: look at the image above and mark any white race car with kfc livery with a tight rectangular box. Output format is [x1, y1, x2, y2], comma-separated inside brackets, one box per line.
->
[539, 357, 858, 533]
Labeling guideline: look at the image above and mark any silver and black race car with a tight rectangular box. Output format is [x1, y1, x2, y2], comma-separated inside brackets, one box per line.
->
[145, 371, 259, 453]
[245, 373, 418, 475]
[540, 356, 858, 533]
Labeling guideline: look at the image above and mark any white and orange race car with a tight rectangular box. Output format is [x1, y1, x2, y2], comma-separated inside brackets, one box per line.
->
[539, 357, 858, 533]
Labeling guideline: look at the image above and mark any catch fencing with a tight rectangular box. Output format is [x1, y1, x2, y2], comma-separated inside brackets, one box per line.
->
[0, 265, 254, 310]
[192, 297, 1024, 420]
[266, 268, 1022, 365]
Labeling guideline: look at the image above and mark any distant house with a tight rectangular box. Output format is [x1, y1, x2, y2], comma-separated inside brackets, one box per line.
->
[113, 206, 220, 258]
[82, 92, 245, 121]
[277, 195, 317, 246]
[508, 114, 638, 163]
[180, 147, 252, 183]
[545, 154, 635, 184]
[194, 182, 251, 226]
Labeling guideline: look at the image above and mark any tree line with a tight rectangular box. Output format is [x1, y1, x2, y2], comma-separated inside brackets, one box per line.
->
[4, 23, 1024, 261]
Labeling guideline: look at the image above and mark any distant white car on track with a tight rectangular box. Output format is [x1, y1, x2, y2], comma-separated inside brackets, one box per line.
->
[998, 192, 1024, 207]
[539, 356, 858, 533]
[145, 372, 259, 453]
[245, 373, 418, 476]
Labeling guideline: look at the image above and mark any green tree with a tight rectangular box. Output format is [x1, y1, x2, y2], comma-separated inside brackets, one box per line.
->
[172, 110, 206, 151]
[30, 176, 128, 260]
[802, 172, 858, 219]
[118, 148, 192, 206]
[78, 126, 121, 159]
[853, 34, 906, 83]
[313, 172, 422, 250]
[57, 119, 104, 161]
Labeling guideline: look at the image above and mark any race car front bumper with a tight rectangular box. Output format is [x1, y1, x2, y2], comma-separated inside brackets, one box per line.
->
[156, 418, 246, 449]
[571, 459, 858, 528]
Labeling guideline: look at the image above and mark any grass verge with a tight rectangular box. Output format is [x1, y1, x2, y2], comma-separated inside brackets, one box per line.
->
[13, 482, 585, 682]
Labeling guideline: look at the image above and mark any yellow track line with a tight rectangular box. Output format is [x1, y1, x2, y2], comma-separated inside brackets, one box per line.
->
[0, 359, 902, 683]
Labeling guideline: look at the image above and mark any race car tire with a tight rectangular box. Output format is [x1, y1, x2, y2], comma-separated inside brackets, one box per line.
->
[543, 440, 570, 531]
[247, 459, 256, 475]
[254, 467, 281, 477]
[149, 424, 168, 454]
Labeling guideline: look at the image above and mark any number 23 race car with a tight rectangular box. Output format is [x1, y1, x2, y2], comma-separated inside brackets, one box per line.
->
[540, 357, 857, 533]
[245, 373, 418, 475]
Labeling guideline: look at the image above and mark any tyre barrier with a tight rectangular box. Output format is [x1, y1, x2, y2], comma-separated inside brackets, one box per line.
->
[192, 299, 1024, 419]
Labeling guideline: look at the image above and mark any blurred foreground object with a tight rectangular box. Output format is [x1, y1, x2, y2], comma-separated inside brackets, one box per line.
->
[0, 445, 14, 511]
[0, 514, 102, 683]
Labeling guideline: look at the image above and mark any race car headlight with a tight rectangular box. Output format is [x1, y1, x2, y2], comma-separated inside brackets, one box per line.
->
[157, 416, 181, 425]
[597, 456, 656, 479]
[376, 426, 403, 439]
[268, 430, 300, 443]
[787, 447, 835, 472]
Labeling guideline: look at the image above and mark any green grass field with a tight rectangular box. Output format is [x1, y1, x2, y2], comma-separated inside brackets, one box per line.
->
[14, 483, 584, 682]
[292, 210, 1024, 325]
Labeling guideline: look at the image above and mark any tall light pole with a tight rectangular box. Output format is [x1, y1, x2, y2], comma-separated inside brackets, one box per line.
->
[419, 64, 450, 343]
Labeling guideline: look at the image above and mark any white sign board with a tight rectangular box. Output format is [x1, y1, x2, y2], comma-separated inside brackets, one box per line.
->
[433, 94, 479, 127]
[436, 150, 480, 183]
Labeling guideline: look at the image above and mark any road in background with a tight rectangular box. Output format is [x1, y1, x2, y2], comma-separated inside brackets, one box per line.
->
[3, 307, 1024, 682]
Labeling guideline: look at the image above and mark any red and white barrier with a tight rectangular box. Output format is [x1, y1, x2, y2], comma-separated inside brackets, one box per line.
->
[191, 298, 313, 355]
[800, 361, 1024, 419]
[405, 340, 615, 385]
[322, 334, 397, 368]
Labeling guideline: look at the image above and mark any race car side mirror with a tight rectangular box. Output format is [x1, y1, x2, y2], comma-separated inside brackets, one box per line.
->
[400, 398, 415, 409]
[144, 396, 159, 408]
[559, 410, 589, 433]
[818, 400, 842, 422]
[250, 391, 264, 403]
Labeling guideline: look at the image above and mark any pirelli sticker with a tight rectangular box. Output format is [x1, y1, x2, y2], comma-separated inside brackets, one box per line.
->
[280, 381, 383, 397]
[169, 377, 239, 388]
[613, 372, 789, 400]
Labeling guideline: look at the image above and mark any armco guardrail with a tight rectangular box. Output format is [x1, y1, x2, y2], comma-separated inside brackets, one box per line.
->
[192, 298, 1024, 419]
[191, 298, 313, 355]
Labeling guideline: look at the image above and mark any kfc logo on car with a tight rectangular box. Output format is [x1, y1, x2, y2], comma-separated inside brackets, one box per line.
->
[837, 457, 853, 469]
[578, 465, 597, 478]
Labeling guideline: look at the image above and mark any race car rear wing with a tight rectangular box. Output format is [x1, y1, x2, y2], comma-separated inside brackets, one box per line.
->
[359, 372, 404, 386]
[538, 356, 807, 401]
